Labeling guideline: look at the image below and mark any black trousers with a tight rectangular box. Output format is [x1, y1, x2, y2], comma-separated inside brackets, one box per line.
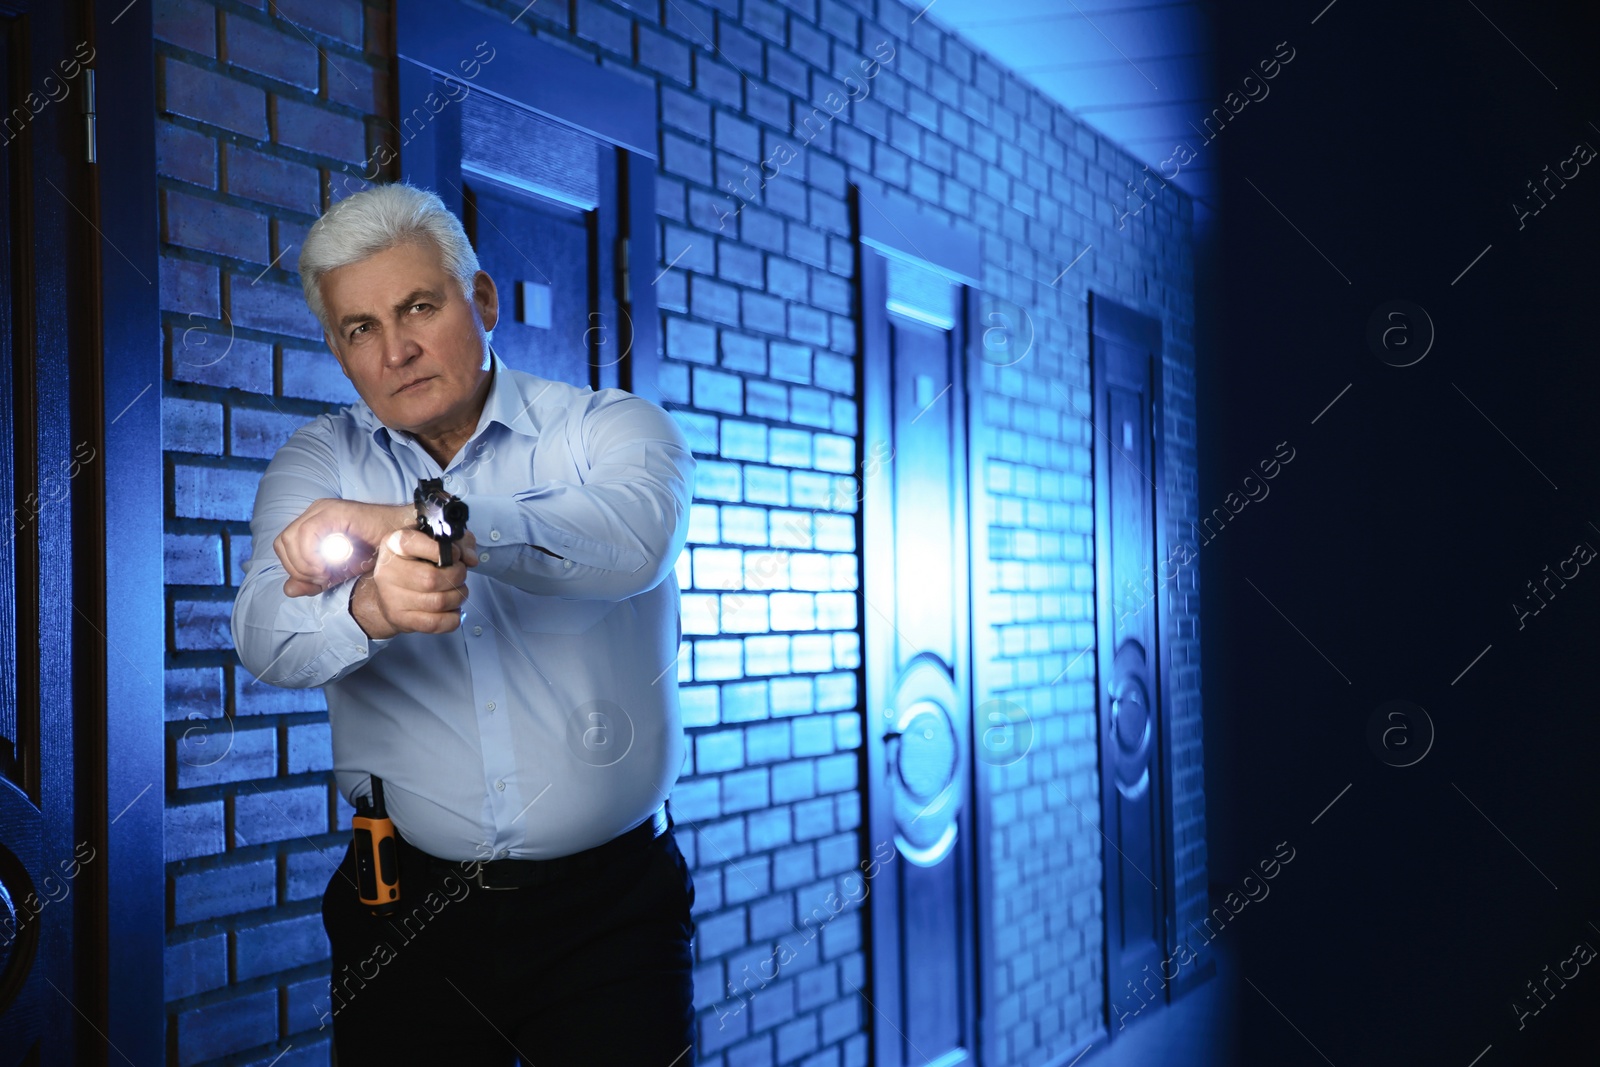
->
[318, 818, 697, 1065]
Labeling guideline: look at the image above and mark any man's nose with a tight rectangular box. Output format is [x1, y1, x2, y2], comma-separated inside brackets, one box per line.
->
[382, 328, 422, 367]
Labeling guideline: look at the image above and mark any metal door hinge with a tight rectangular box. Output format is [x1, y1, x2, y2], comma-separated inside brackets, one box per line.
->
[82, 69, 96, 163]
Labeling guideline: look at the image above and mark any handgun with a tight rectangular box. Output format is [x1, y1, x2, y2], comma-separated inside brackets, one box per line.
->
[352, 775, 400, 916]
[414, 476, 469, 567]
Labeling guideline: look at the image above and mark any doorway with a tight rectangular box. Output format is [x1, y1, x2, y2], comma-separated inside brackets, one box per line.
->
[1088, 294, 1178, 1037]
[1, 0, 165, 1060]
[396, 0, 659, 398]
[858, 194, 985, 1067]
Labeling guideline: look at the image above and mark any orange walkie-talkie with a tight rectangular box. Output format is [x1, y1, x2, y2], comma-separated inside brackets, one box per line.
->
[353, 776, 400, 915]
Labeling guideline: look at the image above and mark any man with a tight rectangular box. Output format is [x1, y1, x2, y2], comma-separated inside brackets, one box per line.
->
[230, 181, 698, 1064]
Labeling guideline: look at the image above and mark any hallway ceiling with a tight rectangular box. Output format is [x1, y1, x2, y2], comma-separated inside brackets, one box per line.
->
[907, 0, 1219, 225]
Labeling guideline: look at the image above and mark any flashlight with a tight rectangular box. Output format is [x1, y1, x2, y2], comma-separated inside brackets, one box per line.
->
[320, 532, 354, 565]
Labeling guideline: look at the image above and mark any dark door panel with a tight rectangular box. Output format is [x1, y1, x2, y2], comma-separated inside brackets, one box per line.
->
[862, 245, 980, 1067]
[464, 175, 596, 389]
[397, 0, 655, 401]
[1090, 295, 1176, 1039]
[0, 0, 164, 1059]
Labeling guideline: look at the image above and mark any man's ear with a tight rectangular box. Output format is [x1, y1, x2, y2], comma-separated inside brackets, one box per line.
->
[473, 270, 499, 333]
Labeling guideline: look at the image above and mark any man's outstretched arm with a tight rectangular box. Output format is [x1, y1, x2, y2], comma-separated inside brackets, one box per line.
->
[230, 417, 401, 688]
[464, 393, 696, 602]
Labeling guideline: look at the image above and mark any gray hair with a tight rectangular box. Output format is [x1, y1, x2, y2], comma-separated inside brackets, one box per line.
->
[298, 182, 480, 340]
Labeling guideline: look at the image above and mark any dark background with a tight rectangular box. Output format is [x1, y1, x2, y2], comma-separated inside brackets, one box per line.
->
[1197, 1, 1600, 1063]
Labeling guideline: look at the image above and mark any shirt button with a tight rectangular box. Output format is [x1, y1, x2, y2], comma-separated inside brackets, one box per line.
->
[490, 530, 501, 541]
[472, 626, 483, 636]
[495, 780, 505, 792]
[485, 701, 496, 712]
[480, 551, 490, 562]
[562, 559, 573, 569]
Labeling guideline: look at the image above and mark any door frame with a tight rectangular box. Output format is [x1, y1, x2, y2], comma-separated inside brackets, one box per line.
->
[10, 0, 176, 1055]
[854, 189, 991, 1066]
[99, 0, 165, 1053]
[394, 0, 660, 401]
[1087, 292, 1181, 1037]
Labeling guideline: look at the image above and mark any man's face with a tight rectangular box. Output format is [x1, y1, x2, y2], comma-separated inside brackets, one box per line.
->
[318, 238, 500, 436]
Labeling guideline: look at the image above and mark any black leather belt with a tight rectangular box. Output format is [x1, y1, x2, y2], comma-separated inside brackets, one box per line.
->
[402, 805, 671, 891]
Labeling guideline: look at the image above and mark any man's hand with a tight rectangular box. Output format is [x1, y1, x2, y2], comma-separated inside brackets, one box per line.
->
[275, 498, 414, 597]
[348, 527, 482, 640]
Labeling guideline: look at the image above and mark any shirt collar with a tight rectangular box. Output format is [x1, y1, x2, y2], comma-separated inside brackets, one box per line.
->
[350, 346, 551, 446]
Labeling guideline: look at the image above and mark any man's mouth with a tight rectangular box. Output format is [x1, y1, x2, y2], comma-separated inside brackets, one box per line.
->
[395, 376, 435, 395]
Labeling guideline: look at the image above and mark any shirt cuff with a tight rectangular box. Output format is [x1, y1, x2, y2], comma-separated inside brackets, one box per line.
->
[465, 494, 526, 581]
[320, 576, 394, 663]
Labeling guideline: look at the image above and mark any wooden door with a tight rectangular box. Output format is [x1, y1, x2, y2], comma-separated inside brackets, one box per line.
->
[862, 247, 980, 1067]
[1089, 295, 1176, 1036]
[1, 0, 164, 1060]
[456, 124, 618, 390]
[397, 0, 658, 399]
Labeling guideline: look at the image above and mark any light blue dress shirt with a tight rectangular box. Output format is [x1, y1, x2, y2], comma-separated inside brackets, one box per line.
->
[230, 349, 695, 861]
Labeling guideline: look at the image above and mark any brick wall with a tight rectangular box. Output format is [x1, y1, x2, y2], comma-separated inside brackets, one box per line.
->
[154, 0, 1203, 1064]
[157, 0, 385, 1063]
[975, 212, 1202, 1055]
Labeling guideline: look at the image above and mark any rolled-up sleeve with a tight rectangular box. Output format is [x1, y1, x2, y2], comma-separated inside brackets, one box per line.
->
[466, 395, 695, 602]
[230, 417, 396, 688]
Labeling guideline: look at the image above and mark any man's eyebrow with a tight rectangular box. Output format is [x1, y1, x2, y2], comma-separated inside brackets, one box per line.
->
[336, 288, 447, 331]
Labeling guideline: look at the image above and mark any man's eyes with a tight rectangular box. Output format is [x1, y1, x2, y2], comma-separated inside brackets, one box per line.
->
[348, 306, 432, 340]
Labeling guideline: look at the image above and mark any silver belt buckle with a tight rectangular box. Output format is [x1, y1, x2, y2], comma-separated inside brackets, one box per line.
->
[464, 858, 519, 891]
